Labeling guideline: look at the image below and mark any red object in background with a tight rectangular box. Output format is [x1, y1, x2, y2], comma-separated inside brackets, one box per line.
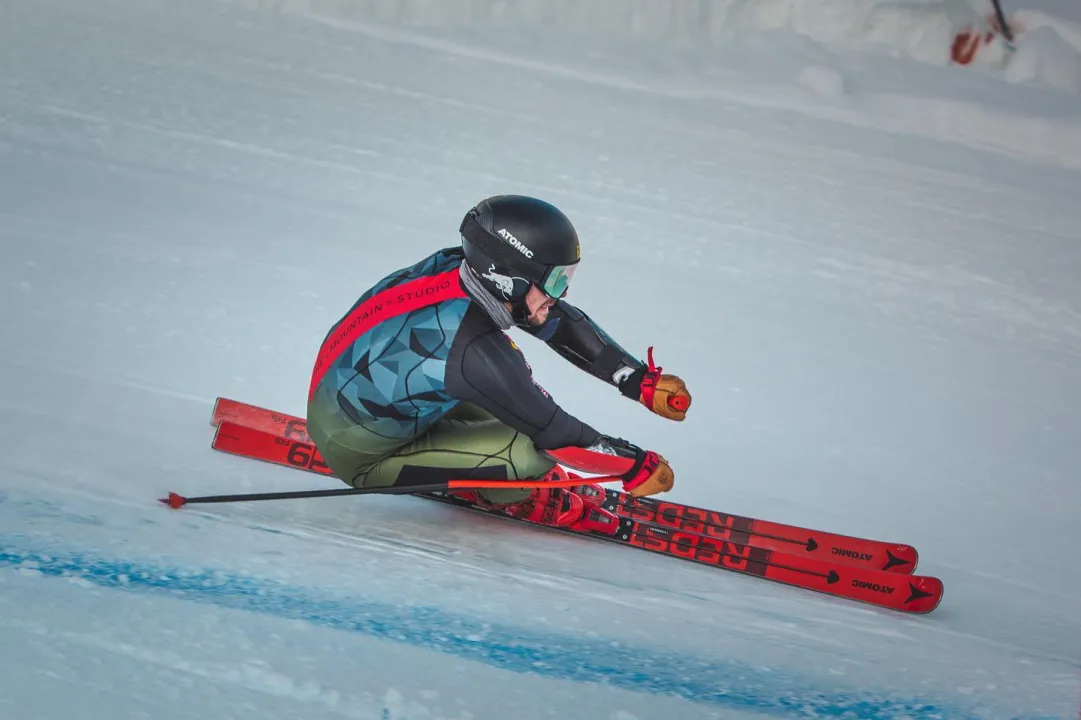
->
[951, 26, 995, 65]
[951, 10, 1018, 65]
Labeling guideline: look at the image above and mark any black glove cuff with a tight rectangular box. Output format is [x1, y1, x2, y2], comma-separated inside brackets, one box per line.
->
[621, 446, 650, 483]
[617, 366, 647, 400]
[595, 435, 648, 481]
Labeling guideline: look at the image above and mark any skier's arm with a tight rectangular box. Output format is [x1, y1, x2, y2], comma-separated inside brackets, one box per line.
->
[524, 300, 645, 393]
[445, 323, 601, 450]
[527, 300, 693, 422]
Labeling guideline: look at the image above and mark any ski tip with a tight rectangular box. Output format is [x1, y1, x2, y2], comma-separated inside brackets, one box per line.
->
[884, 545, 920, 574]
[159, 492, 188, 510]
[903, 576, 944, 614]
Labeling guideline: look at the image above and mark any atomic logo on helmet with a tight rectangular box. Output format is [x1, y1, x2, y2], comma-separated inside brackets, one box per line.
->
[497, 228, 534, 258]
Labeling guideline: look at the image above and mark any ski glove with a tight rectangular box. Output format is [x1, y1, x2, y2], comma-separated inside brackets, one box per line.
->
[619, 347, 691, 421]
[622, 449, 675, 497]
[597, 435, 675, 497]
[563, 435, 675, 497]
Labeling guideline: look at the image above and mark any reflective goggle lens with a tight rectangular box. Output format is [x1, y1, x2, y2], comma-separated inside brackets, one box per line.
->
[542, 264, 576, 298]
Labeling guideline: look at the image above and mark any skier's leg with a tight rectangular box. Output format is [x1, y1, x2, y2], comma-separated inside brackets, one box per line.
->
[363, 405, 619, 531]
[308, 394, 611, 528]
[305, 384, 410, 489]
[361, 403, 553, 506]
[307, 388, 553, 503]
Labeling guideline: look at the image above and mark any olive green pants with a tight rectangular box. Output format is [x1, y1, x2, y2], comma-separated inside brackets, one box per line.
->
[306, 386, 554, 505]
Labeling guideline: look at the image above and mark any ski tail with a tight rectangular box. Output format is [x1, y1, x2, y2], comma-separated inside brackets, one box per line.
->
[210, 419, 621, 491]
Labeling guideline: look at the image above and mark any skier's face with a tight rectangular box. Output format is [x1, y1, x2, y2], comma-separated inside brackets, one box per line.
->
[523, 284, 558, 326]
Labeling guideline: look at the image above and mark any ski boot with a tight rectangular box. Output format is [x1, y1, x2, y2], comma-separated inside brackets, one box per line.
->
[453, 467, 620, 534]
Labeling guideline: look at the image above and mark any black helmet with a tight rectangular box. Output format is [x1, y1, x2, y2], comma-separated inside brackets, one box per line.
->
[460, 195, 580, 303]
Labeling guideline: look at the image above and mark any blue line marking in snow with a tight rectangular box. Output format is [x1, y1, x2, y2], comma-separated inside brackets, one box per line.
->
[0, 543, 1048, 720]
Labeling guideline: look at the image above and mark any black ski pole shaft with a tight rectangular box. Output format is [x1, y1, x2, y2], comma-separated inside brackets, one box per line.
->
[160, 483, 447, 509]
[991, 0, 1014, 44]
[161, 475, 621, 509]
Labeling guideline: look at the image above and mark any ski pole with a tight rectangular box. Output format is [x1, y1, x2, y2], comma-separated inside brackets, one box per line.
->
[990, 0, 1015, 46]
[160, 474, 622, 509]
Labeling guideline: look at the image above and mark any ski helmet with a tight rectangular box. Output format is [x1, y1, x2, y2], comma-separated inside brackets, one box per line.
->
[460, 194, 580, 304]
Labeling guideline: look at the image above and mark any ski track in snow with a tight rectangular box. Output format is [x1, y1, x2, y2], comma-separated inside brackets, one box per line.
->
[1, 0, 1080, 718]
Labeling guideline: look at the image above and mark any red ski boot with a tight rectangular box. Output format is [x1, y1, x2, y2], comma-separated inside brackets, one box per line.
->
[453, 467, 620, 534]
[568, 481, 606, 509]
[500, 485, 620, 534]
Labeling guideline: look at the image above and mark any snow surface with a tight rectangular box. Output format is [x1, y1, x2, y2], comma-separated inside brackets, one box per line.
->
[235, 0, 1081, 90]
[1, 0, 1080, 718]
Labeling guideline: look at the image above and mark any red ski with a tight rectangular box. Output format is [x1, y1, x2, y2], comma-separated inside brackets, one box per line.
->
[203, 393, 946, 609]
[205, 415, 941, 613]
[421, 490, 943, 614]
[602, 492, 917, 574]
[209, 397, 918, 574]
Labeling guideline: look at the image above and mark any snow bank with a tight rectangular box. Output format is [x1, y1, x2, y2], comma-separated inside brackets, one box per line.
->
[226, 0, 978, 61]
[1003, 9, 1081, 92]
[234, 0, 974, 59]
[227, 0, 1081, 91]
[219, 0, 1081, 168]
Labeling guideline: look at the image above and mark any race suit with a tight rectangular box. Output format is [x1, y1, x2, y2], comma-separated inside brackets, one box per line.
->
[306, 247, 645, 504]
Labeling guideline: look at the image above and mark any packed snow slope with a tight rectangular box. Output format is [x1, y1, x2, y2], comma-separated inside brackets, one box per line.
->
[1, 0, 1079, 719]
[235, 0, 1081, 92]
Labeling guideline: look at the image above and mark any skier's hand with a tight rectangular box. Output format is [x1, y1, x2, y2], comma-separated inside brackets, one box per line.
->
[622, 450, 674, 497]
[619, 347, 691, 421]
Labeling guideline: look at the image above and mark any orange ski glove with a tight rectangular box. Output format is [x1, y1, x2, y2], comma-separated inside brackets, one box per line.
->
[622, 449, 675, 497]
[619, 347, 691, 421]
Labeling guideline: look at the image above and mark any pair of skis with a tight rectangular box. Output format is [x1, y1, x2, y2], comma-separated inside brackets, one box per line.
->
[189, 397, 943, 614]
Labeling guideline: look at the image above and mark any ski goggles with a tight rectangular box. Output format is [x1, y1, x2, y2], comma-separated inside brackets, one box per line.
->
[540, 263, 576, 299]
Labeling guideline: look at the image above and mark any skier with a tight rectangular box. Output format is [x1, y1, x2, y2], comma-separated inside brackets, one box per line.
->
[305, 194, 692, 531]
